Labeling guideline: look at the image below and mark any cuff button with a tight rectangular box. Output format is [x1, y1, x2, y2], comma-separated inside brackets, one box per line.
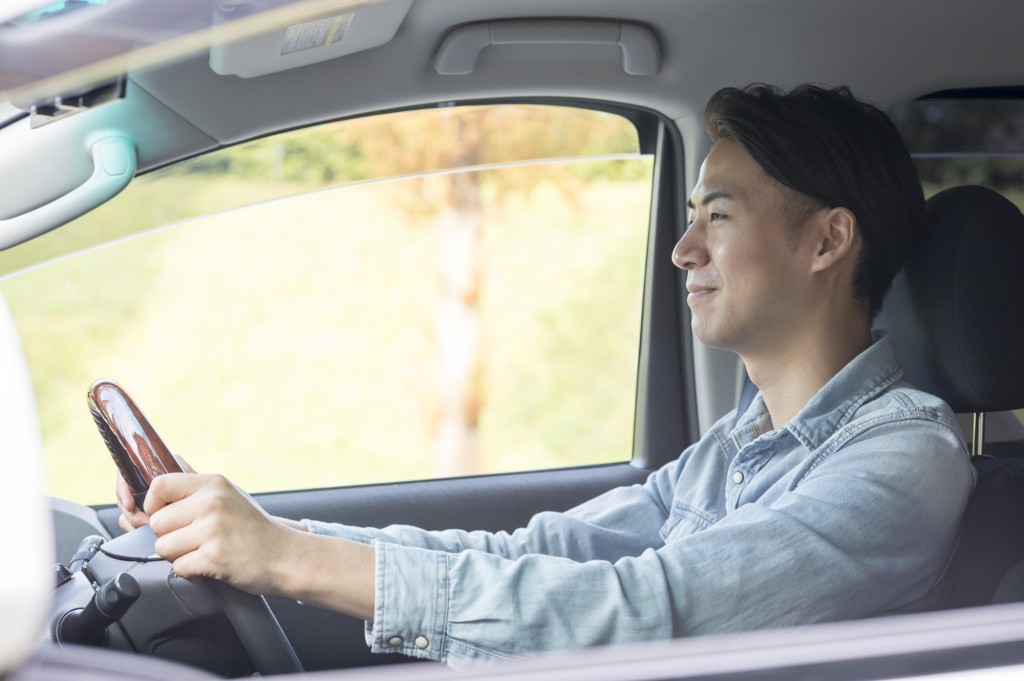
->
[388, 636, 403, 646]
[414, 636, 429, 650]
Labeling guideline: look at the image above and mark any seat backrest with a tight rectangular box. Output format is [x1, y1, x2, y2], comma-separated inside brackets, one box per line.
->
[875, 185, 1024, 609]
[0, 293, 51, 675]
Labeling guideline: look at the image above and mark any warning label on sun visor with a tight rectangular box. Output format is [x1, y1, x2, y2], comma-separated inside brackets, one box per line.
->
[280, 14, 354, 55]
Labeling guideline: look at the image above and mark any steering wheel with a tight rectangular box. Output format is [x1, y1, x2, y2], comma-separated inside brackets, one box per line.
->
[56, 525, 304, 676]
[47, 380, 304, 676]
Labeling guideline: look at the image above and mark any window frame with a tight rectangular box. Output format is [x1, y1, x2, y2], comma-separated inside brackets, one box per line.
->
[171, 97, 699, 477]
[9, 96, 695, 497]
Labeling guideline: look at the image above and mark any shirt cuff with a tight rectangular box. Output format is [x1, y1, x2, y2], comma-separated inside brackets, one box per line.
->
[302, 519, 373, 544]
[368, 541, 451, 662]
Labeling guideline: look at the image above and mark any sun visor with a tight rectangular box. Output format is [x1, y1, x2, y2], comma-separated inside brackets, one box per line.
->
[209, 0, 413, 78]
[0, 294, 51, 674]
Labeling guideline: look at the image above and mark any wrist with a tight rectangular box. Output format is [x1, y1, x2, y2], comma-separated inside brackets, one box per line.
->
[276, 516, 308, 532]
[268, 523, 314, 599]
[271, 530, 376, 620]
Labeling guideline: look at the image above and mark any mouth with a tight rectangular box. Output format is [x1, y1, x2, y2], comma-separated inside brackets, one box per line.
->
[686, 284, 717, 303]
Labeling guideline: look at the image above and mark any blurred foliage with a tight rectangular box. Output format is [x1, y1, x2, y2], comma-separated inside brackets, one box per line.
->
[0, 103, 653, 504]
[892, 98, 1024, 191]
[892, 99, 1024, 154]
[0, 104, 644, 276]
[4, 170, 651, 504]
[163, 104, 644, 185]
[914, 157, 1024, 193]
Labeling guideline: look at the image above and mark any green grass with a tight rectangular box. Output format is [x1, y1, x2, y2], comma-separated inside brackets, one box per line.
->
[0, 163, 652, 505]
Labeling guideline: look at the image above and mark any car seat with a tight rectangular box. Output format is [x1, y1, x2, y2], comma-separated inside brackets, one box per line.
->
[874, 184, 1024, 609]
[0, 294, 53, 675]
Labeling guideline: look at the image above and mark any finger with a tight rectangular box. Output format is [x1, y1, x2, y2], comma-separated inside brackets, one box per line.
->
[148, 489, 205, 537]
[165, 530, 260, 590]
[143, 472, 214, 516]
[117, 504, 150, 530]
[115, 476, 150, 529]
[147, 473, 246, 538]
[170, 552, 203, 581]
[115, 473, 136, 512]
[170, 547, 226, 583]
[153, 523, 205, 564]
[158, 521, 241, 584]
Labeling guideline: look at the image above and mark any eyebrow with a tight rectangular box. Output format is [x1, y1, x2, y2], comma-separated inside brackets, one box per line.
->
[686, 190, 733, 210]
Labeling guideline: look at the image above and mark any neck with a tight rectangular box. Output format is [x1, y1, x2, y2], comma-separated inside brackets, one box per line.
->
[743, 314, 872, 430]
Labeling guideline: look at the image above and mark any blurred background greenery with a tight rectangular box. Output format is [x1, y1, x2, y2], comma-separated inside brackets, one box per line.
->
[0, 104, 654, 504]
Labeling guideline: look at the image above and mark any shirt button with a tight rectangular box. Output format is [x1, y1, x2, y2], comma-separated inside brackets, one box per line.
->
[732, 471, 745, 484]
[414, 636, 429, 650]
[388, 636, 403, 646]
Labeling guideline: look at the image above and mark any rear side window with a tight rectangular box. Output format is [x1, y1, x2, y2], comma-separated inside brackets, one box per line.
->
[892, 94, 1024, 433]
[891, 96, 1024, 206]
[0, 103, 655, 504]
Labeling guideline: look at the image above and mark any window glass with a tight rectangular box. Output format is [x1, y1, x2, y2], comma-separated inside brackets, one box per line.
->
[891, 97, 1024, 204]
[891, 96, 1024, 430]
[0, 104, 654, 504]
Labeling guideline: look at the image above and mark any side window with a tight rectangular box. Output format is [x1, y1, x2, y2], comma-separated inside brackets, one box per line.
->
[0, 104, 655, 504]
[891, 96, 1024, 206]
[891, 95, 1024, 434]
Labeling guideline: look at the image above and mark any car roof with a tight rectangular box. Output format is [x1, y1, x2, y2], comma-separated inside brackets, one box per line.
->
[3, 0, 1022, 242]
[3, 0, 1024, 172]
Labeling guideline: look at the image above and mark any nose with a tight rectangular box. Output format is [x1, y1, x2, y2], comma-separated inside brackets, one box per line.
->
[671, 223, 707, 271]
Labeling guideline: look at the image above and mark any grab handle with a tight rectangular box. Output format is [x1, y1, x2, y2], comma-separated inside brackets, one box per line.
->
[0, 133, 135, 251]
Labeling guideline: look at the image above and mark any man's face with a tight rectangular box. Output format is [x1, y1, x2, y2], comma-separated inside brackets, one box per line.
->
[673, 139, 820, 356]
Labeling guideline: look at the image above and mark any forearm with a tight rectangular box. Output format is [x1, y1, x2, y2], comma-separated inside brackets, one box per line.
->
[273, 529, 376, 622]
[303, 480, 671, 563]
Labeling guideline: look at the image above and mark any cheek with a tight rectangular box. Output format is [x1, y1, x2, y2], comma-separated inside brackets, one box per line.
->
[708, 238, 732, 269]
[710, 238, 758, 280]
[713, 239, 791, 300]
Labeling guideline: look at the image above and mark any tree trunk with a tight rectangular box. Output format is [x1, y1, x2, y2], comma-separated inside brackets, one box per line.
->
[434, 116, 483, 477]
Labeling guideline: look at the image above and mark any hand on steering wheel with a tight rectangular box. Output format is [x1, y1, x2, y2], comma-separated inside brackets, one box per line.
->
[115, 455, 193, 533]
[148, 472, 308, 596]
[93, 380, 304, 675]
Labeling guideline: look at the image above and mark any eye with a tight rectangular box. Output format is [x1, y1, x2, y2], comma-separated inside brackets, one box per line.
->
[709, 212, 726, 222]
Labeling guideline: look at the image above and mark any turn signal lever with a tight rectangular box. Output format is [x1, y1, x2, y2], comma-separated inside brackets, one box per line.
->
[68, 534, 105, 574]
[57, 572, 141, 646]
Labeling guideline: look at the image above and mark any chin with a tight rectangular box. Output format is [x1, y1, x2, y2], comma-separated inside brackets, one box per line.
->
[691, 323, 725, 348]
[691, 319, 744, 352]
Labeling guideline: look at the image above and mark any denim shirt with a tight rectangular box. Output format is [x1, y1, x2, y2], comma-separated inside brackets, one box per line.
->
[305, 333, 975, 667]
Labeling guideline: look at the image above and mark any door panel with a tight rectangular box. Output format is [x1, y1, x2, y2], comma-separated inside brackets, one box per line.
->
[93, 462, 650, 670]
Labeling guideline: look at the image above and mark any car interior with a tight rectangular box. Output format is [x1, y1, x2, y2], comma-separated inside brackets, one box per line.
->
[3, 0, 1024, 679]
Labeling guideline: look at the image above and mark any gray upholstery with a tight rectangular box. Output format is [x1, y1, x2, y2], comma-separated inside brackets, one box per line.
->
[877, 185, 1024, 413]
[876, 186, 1024, 608]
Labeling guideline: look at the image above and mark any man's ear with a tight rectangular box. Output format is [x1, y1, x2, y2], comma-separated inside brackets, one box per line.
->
[810, 207, 857, 273]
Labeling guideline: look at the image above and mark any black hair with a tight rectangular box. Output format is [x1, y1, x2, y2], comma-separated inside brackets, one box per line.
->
[704, 83, 926, 318]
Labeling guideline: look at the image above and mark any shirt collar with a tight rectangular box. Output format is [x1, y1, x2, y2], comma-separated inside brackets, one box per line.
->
[733, 331, 904, 453]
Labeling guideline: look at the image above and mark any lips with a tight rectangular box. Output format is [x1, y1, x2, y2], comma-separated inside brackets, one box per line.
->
[686, 283, 717, 303]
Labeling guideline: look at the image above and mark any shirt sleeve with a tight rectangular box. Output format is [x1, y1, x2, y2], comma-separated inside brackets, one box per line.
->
[304, 453, 689, 562]
[364, 417, 974, 666]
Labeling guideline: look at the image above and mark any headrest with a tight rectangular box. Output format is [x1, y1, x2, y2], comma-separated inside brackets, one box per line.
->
[876, 185, 1024, 413]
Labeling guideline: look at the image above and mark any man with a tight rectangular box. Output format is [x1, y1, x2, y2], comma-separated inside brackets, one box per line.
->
[118, 84, 975, 666]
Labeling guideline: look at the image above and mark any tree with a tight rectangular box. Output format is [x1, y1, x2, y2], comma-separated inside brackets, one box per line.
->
[158, 104, 643, 476]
